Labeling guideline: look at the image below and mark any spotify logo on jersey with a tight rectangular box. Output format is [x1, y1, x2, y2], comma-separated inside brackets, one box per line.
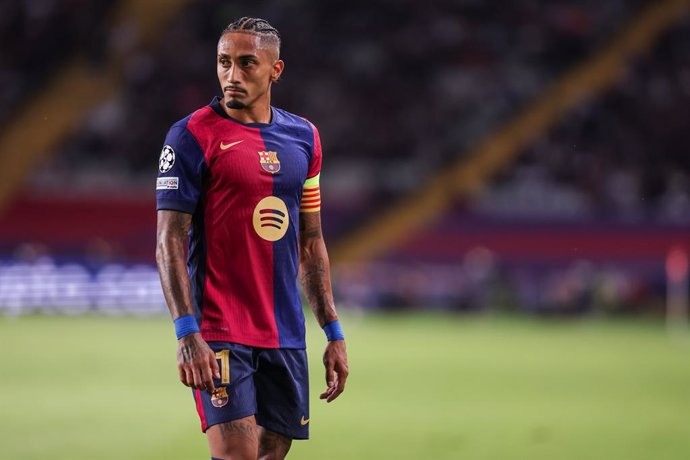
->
[253, 196, 289, 241]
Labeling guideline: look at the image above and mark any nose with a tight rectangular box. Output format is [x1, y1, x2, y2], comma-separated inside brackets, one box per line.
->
[226, 63, 240, 84]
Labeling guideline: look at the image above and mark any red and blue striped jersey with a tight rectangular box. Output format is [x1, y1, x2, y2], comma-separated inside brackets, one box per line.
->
[156, 97, 322, 349]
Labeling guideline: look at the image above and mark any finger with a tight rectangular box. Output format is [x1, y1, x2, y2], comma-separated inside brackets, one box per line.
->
[178, 365, 190, 387]
[320, 376, 338, 400]
[325, 362, 335, 390]
[338, 364, 349, 389]
[327, 374, 347, 403]
[210, 353, 220, 380]
[325, 377, 340, 402]
[320, 361, 336, 399]
[191, 365, 204, 390]
[326, 389, 342, 402]
[319, 379, 335, 399]
[201, 360, 216, 394]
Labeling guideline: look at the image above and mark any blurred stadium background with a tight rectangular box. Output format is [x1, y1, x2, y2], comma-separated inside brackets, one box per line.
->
[2, 0, 690, 459]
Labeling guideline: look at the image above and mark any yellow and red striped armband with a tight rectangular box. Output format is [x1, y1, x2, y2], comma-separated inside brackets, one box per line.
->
[300, 174, 321, 213]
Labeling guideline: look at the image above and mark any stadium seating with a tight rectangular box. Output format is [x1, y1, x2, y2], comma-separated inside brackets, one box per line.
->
[350, 15, 690, 313]
[2, 0, 688, 314]
[0, 0, 116, 125]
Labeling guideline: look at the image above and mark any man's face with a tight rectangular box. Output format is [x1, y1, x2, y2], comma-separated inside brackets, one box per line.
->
[217, 32, 283, 111]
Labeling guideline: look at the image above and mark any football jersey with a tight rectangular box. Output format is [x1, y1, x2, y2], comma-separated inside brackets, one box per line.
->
[156, 97, 322, 349]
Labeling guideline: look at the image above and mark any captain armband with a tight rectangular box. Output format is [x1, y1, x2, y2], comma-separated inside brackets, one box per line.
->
[300, 173, 321, 213]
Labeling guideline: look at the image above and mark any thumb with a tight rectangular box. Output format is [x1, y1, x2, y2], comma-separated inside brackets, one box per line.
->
[325, 362, 335, 387]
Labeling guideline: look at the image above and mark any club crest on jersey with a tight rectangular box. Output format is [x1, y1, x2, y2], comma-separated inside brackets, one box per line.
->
[211, 387, 229, 408]
[258, 151, 280, 174]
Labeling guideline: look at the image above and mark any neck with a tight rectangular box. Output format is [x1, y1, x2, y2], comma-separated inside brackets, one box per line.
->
[223, 96, 272, 124]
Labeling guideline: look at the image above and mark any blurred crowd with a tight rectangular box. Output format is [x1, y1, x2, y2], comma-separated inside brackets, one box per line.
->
[2, 244, 659, 316]
[0, 255, 165, 315]
[0, 0, 115, 125]
[27, 0, 648, 201]
[4, 0, 689, 315]
[345, 6, 690, 314]
[476, 16, 690, 224]
[335, 255, 660, 316]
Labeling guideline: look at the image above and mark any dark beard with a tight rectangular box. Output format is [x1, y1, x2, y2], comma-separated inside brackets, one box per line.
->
[225, 98, 246, 109]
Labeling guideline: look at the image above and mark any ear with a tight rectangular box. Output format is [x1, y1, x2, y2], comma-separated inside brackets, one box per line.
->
[272, 59, 285, 82]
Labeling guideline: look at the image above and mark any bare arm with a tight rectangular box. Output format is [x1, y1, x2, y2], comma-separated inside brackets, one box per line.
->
[156, 210, 196, 318]
[156, 210, 219, 392]
[299, 211, 349, 402]
[299, 211, 337, 327]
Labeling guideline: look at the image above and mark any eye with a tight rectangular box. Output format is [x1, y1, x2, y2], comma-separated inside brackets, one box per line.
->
[240, 58, 255, 68]
[219, 57, 230, 67]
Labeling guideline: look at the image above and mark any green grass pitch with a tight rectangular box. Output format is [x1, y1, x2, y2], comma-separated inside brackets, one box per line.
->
[1, 311, 690, 459]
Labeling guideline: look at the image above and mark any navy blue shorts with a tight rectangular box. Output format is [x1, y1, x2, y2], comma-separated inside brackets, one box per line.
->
[192, 342, 310, 439]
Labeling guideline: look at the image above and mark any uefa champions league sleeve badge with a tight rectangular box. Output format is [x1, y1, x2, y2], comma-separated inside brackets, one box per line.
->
[159, 145, 176, 173]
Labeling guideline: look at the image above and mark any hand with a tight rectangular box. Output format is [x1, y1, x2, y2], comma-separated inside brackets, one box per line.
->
[177, 332, 220, 393]
[320, 340, 348, 403]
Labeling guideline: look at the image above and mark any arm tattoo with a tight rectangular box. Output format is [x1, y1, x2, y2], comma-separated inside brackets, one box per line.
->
[300, 253, 336, 327]
[299, 212, 337, 326]
[156, 211, 196, 319]
[301, 227, 321, 240]
[301, 257, 328, 310]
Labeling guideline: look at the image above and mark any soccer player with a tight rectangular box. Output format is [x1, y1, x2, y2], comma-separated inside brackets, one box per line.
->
[155, 17, 349, 460]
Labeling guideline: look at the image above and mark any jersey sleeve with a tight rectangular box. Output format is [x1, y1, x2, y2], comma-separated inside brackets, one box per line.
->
[155, 124, 206, 214]
[300, 122, 322, 213]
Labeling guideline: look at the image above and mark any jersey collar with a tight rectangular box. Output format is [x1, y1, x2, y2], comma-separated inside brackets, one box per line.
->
[209, 96, 276, 128]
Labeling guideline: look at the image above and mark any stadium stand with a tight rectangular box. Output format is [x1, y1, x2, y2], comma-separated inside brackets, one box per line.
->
[25, 0, 651, 211]
[0, 0, 116, 125]
[9, 0, 652, 249]
[480, 18, 690, 224]
[338, 12, 690, 314]
[1, 0, 688, 314]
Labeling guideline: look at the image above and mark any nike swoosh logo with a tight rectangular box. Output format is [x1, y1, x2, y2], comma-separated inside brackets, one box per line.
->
[220, 140, 244, 150]
[300, 416, 310, 426]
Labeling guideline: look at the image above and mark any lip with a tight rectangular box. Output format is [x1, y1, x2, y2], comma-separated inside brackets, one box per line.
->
[224, 87, 246, 96]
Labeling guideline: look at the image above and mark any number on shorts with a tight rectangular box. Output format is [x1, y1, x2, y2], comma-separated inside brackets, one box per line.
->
[215, 349, 230, 384]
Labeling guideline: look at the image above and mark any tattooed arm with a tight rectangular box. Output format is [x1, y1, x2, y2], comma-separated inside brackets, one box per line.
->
[156, 210, 219, 393]
[299, 211, 349, 402]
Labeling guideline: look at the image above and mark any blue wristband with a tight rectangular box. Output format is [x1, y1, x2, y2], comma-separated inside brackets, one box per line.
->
[174, 314, 200, 340]
[323, 320, 345, 341]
